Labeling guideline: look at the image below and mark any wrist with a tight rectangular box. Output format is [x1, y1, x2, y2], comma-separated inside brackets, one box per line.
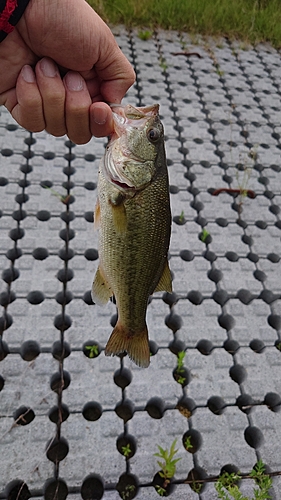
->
[0, 0, 31, 42]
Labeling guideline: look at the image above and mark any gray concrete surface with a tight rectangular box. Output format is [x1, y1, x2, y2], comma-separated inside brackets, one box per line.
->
[0, 28, 281, 499]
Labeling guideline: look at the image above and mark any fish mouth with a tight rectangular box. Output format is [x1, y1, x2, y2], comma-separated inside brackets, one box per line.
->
[103, 104, 159, 192]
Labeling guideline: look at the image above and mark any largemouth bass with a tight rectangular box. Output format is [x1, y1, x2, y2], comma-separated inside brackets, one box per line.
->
[92, 104, 172, 368]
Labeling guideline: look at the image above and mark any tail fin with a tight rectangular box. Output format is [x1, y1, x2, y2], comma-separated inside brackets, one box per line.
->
[105, 322, 150, 368]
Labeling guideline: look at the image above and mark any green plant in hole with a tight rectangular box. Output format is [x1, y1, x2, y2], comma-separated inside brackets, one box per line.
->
[121, 484, 135, 500]
[154, 438, 181, 493]
[121, 443, 132, 458]
[176, 351, 186, 373]
[200, 227, 210, 243]
[159, 55, 168, 71]
[215, 460, 272, 500]
[276, 342, 281, 352]
[42, 184, 71, 204]
[174, 351, 186, 385]
[138, 29, 153, 40]
[179, 210, 185, 223]
[250, 459, 272, 498]
[155, 485, 167, 496]
[85, 344, 99, 358]
[184, 435, 193, 451]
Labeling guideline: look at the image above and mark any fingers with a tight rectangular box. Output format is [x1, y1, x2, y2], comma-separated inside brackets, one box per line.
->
[63, 72, 92, 144]
[11, 65, 45, 132]
[90, 102, 114, 138]
[35, 58, 66, 136]
[3, 55, 116, 141]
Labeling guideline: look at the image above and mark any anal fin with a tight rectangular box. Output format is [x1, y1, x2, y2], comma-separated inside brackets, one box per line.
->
[154, 259, 172, 293]
[91, 266, 113, 305]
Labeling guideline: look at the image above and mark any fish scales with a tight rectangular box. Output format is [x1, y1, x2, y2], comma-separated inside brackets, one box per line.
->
[92, 104, 172, 368]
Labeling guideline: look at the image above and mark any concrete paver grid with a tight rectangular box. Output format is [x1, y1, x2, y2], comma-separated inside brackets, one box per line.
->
[0, 29, 281, 499]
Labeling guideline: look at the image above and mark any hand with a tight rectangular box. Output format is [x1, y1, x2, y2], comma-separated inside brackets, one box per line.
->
[0, 0, 135, 143]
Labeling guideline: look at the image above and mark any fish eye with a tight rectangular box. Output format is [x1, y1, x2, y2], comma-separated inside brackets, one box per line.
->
[147, 128, 161, 143]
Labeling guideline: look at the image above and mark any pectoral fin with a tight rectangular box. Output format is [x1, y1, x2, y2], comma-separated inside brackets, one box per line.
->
[94, 199, 101, 230]
[110, 202, 127, 233]
[154, 259, 172, 293]
[91, 266, 113, 305]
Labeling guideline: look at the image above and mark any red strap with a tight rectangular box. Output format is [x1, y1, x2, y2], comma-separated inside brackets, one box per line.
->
[0, 0, 18, 34]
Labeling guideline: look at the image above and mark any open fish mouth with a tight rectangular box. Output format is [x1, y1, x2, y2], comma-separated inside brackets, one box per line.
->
[102, 104, 159, 192]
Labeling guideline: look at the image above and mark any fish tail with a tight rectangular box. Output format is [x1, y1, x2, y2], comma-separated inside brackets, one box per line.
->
[105, 322, 150, 368]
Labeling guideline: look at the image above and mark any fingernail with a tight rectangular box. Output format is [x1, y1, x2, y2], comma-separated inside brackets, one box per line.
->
[92, 106, 108, 125]
[40, 58, 57, 78]
[65, 72, 84, 91]
[22, 65, 35, 83]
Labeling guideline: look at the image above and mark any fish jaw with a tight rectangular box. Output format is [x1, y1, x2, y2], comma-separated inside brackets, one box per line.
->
[102, 103, 163, 193]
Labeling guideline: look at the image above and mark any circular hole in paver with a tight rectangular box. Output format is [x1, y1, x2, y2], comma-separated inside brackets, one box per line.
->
[5, 480, 31, 500]
[50, 370, 71, 393]
[264, 392, 281, 412]
[236, 394, 255, 414]
[55, 291, 73, 306]
[182, 429, 202, 453]
[116, 473, 138, 500]
[27, 290, 45, 305]
[20, 340, 40, 361]
[115, 399, 135, 423]
[52, 341, 71, 361]
[186, 467, 207, 493]
[83, 341, 101, 359]
[84, 248, 99, 261]
[223, 338, 240, 354]
[145, 397, 165, 419]
[48, 404, 70, 424]
[229, 364, 247, 384]
[81, 474, 104, 500]
[153, 471, 175, 497]
[207, 396, 226, 415]
[0, 290, 16, 306]
[114, 368, 132, 388]
[46, 436, 69, 462]
[32, 247, 49, 260]
[244, 426, 264, 449]
[116, 433, 136, 459]
[249, 338, 265, 353]
[43, 478, 68, 500]
[82, 401, 103, 421]
[176, 396, 196, 418]
[13, 406, 35, 426]
[54, 314, 72, 331]
[196, 339, 213, 355]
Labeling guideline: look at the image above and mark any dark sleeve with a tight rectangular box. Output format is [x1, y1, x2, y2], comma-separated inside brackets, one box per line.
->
[0, 0, 31, 42]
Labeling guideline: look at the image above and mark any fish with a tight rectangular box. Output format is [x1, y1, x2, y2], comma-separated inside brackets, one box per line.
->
[91, 103, 172, 368]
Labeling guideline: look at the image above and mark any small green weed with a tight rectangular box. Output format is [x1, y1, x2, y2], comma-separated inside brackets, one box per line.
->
[42, 184, 71, 204]
[121, 444, 132, 458]
[85, 344, 99, 358]
[176, 351, 186, 372]
[215, 460, 272, 500]
[200, 227, 210, 243]
[121, 484, 135, 500]
[138, 29, 153, 40]
[184, 435, 193, 451]
[154, 439, 181, 492]
[155, 485, 167, 496]
[159, 55, 168, 71]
